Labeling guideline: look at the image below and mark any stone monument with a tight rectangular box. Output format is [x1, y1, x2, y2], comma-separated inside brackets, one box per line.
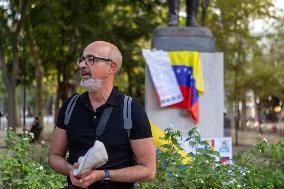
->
[168, 0, 199, 27]
[153, 0, 215, 52]
[145, 1, 224, 139]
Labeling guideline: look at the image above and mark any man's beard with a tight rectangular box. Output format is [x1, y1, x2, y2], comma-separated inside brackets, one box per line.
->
[80, 78, 104, 92]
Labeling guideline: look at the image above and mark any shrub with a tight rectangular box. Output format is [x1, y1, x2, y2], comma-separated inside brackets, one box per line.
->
[0, 128, 65, 189]
[1, 127, 283, 188]
[136, 128, 284, 189]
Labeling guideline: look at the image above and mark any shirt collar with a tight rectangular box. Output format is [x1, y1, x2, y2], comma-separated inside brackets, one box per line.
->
[78, 86, 120, 108]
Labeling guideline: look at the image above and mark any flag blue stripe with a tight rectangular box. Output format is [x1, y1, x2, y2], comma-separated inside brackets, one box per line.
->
[172, 65, 195, 87]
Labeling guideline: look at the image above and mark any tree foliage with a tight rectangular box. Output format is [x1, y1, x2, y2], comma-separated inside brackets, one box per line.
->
[0, 0, 31, 129]
[0, 0, 283, 131]
[206, 0, 276, 101]
[203, 0, 284, 127]
[0, 0, 166, 130]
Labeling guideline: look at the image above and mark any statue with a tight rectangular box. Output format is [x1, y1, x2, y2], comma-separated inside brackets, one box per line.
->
[153, 0, 215, 52]
[168, 0, 199, 27]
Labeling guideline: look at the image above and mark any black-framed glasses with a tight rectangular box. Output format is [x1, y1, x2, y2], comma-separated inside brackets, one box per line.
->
[77, 55, 112, 66]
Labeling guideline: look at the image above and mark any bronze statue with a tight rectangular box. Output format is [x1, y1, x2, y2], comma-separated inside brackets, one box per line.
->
[168, 0, 199, 27]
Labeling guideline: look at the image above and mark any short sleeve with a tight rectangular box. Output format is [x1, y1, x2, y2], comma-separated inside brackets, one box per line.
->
[130, 101, 152, 140]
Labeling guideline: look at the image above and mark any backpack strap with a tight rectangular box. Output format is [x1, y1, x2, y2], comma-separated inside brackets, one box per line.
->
[64, 93, 132, 139]
[123, 95, 132, 138]
[63, 94, 113, 139]
[96, 106, 113, 139]
[64, 94, 80, 125]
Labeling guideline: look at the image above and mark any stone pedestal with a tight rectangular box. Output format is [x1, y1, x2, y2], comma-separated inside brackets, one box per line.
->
[152, 27, 215, 52]
[145, 27, 224, 138]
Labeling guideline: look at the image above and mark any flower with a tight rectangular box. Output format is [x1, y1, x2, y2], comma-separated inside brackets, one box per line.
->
[262, 138, 268, 143]
[29, 132, 34, 139]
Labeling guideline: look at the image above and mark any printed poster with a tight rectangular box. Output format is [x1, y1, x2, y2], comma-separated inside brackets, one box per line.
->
[180, 137, 233, 165]
[142, 49, 183, 107]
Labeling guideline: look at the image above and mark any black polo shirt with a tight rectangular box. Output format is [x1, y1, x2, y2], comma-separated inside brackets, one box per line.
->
[56, 87, 152, 189]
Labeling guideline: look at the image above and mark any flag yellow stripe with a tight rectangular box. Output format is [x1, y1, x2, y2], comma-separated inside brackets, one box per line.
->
[150, 120, 191, 164]
[167, 51, 204, 95]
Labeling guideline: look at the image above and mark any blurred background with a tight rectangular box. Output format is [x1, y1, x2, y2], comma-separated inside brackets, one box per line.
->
[0, 0, 283, 146]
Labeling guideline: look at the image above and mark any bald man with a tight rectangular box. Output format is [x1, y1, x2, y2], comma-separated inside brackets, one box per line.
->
[48, 41, 156, 189]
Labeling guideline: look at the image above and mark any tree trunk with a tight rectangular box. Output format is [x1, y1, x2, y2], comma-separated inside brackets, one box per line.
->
[54, 68, 61, 126]
[35, 64, 44, 139]
[3, 73, 21, 131]
[240, 98, 247, 131]
[7, 86, 21, 130]
[52, 25, 79, 126]
[0, 44, 21, 131]
[279, 103, 284, 136]
[234, 64, 239, 146]
[28, 25, 44, 140]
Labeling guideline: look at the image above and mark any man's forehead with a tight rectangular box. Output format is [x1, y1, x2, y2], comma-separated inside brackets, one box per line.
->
[83, 47, 95, 55]
[83, 44, 109, 56]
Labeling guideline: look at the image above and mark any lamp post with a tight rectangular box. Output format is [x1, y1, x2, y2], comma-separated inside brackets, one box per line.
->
[23, 80, 26, 130]
[22, 62, 26, 131]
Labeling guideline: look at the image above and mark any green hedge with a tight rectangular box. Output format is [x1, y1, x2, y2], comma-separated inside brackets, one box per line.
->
[136, 128, 284, 189]
[0, 129, 65, 189]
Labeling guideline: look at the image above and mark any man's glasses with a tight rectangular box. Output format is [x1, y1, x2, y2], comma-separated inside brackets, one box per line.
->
[77, 55, 112, 66]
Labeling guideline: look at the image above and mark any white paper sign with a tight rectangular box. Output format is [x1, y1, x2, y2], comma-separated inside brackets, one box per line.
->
[142, 49, 183, 107]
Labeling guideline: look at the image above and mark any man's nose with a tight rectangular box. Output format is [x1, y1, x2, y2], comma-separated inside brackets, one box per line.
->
[78, 60, 88, 68]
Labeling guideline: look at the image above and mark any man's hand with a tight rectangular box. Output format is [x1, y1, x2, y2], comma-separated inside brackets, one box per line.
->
[72, 163, 92, 178]
[70, 169, 104, 188]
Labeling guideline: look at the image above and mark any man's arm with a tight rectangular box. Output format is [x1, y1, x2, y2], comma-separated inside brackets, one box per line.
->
[109, 137, 156, 182]
[77, 137, 156, 186]
[48, 127, 73, 176]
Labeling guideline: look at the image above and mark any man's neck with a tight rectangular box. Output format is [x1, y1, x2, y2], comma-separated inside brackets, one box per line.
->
[88, 84, 113, 111]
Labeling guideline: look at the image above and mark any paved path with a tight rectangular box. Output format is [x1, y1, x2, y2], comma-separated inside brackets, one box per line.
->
[230, 128, 283, 155]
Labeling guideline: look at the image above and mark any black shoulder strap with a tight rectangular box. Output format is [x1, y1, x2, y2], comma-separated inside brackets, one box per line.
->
[63, 94, 113, 139]
[123, 95, 132, 138]
[64, 94, 132, 139]
[96, 106, 113, 139]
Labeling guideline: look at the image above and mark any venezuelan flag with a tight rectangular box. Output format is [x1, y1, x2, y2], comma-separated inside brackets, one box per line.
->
[150, 121, 191, 164]
[167, 51, 204, 123]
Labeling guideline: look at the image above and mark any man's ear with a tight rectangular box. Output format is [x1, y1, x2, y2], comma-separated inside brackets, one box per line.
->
[109, 62, 117, 73]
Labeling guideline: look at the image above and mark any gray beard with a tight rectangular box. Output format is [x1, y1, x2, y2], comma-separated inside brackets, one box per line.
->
[80, 78, 104, 92]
